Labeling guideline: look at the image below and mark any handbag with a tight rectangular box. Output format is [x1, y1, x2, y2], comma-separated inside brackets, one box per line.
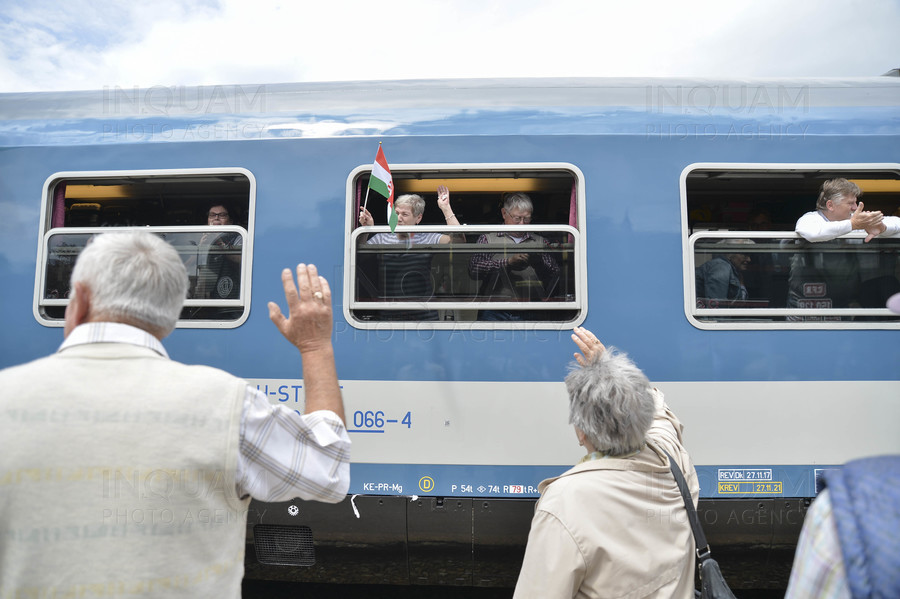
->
[662, 449, 738, 599]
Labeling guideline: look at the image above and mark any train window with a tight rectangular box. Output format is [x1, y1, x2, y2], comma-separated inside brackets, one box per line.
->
[35, 169, 254, 328]
[344, 164, 586, 329]
[683, 165, 900, 329]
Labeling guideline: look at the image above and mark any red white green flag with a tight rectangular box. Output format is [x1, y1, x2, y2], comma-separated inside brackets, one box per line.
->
[368, 144, 397, 232]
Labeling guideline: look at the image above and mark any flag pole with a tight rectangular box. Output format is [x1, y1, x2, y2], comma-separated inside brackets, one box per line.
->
[362, 141, 381, 214]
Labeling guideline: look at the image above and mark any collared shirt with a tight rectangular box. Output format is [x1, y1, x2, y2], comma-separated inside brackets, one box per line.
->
[785, 490, 851, 599]
[577, 445, 644, 464]
[795, 210, 900, 243]
[365, 231, 445, 304]
[59, 322, 351, 503]
[795, 211, 854, 243]
[468, 231, 560, 280]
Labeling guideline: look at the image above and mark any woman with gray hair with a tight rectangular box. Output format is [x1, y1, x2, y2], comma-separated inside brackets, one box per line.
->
[357, 187, 462, 320]
[514, 327, 699, 598]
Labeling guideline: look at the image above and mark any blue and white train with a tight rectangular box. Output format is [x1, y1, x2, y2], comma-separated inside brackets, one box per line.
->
[1, 77, 898, 588]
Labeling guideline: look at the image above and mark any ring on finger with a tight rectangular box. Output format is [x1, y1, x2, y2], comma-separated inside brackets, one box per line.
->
[313, 291, 324, 300]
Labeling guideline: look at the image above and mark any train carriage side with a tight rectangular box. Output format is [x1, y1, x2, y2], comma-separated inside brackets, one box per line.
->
[0, 78, 898, 589]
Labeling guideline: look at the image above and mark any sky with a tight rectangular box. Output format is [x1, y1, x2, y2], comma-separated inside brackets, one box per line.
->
[0, 0, 898, 94]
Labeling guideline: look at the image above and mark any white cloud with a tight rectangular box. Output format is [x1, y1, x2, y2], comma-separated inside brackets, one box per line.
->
[0, 0, 898, 93]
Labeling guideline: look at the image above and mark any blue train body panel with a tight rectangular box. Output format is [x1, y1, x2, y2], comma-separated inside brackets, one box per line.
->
[1, 78, 898, 509]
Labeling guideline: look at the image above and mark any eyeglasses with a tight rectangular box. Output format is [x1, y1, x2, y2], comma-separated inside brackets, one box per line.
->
[505, 213, 532, 224]
[208, 211, 229, 220]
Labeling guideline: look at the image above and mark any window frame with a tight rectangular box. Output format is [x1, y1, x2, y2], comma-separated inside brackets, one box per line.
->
[33, 167, 256, 329]
[343, 162, 587, 330]
[681, 162, 900, 330]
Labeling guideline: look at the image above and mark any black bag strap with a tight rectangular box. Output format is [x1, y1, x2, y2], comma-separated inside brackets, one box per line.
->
[662, 449, 710, 562]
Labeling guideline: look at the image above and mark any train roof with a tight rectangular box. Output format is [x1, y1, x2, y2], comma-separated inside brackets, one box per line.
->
[1, 77, 898, 145]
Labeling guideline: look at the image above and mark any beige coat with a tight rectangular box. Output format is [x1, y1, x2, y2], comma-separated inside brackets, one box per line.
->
[514, 389, 699, 599]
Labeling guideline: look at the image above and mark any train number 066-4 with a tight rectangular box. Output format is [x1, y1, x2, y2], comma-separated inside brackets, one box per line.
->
[352, 410, 412, 429]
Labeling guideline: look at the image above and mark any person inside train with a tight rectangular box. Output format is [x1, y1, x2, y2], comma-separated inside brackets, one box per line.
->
[187, 201, 243, 300]
[357, 186, 461, 320]
[794, 178, 897, 243]
[695, 238, 754, 302]
[742, 207, 786, 301]
[789, 178, 900, 311]
[467, 192, 560, 321]
[514, 327, 698, 598]
[357, 185, 460, 243]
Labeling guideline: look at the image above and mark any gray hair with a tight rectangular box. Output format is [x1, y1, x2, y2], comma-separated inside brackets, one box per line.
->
[717, 238, 754, 260]
[502, 192, 534, 214]
[565, 348, 655, 456]
[71, 231, 189, 336]
[395, 194, 425, 217]
[816, 178, 861, 211]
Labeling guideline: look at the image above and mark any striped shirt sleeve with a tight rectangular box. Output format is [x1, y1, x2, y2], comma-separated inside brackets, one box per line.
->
[236, 386, 351, 503]
[785, 490, 851, 599]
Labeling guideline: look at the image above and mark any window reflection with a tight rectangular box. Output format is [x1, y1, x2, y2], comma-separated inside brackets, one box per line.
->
[41, 230, 245, 322]
[693, 235, 900, 322]
[787, 238, 900, 320]
[352, 230, 578, 323]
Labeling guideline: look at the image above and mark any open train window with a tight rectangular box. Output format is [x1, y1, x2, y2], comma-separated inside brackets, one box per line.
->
[682, 164, 900, 329]
[35, 168, 255, 328]
[344, 163, 586, 329]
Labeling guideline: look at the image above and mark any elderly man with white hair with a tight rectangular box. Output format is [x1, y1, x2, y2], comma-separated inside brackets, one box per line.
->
[0, 231, 350, 598]
[468, 192, 561, 321]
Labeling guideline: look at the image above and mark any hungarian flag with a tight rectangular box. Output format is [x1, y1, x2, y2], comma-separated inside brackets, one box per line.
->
[369, 144, 397, 232]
